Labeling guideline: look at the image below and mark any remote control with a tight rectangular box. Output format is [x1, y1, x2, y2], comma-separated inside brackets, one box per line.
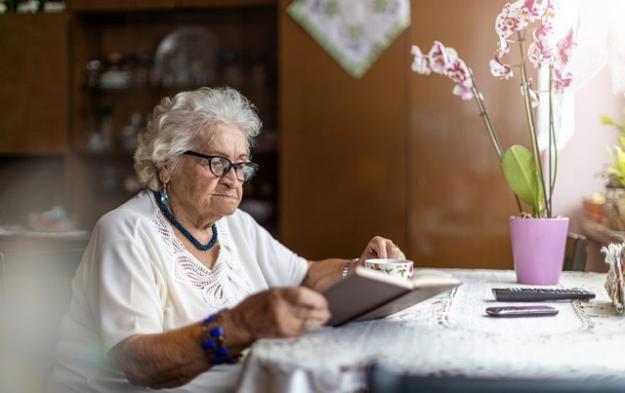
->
[492, 287, 595, 302]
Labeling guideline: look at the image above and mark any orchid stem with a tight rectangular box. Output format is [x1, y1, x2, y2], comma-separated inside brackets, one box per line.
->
[548, 65, 558, 213]
[468, 67, 524, 214]
[517, 31, 550, 218]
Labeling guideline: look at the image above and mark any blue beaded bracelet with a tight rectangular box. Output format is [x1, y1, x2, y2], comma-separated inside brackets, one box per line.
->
[201, 312, 240, 365]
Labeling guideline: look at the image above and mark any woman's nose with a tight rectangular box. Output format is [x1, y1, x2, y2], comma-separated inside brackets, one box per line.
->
[220, 167, 241, 185]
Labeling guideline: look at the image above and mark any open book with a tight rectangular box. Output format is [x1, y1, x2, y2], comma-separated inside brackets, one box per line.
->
[323, 266, 461, 326]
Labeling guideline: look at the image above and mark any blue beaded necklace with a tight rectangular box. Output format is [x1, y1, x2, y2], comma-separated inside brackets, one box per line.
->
[153, 191, 218, 251]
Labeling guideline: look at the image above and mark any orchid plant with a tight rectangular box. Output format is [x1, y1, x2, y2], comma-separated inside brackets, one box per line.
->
[411, 0, 577, 218]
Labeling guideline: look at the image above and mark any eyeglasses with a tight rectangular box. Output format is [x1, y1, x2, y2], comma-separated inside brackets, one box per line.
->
[184, 150, 259, 183]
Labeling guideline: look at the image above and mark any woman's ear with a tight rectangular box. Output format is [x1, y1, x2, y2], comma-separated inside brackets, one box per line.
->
[158, 167, 171, 184]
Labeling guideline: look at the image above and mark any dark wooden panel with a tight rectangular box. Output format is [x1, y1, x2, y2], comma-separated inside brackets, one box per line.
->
[279, 0, 408, 259]
[66, 0, 175, 11]
[0, 13, 69, 154]
[177, 0, 275, 7]
[67, 0, 273, 11]
[408, 0, 530, 268]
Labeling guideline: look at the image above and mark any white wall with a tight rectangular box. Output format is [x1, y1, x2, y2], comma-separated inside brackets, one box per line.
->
[555, 67, 624, 231]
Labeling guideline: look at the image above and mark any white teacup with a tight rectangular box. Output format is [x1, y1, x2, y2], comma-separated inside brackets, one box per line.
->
[363, 258, 414, 279]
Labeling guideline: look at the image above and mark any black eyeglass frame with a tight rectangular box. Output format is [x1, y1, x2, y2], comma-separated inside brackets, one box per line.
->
[183, 150, 259, 183]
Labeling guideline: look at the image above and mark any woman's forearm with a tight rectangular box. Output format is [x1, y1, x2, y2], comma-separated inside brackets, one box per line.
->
[111, 310, 252, 389]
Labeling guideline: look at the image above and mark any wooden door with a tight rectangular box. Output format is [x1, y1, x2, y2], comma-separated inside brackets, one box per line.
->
[278, 0, 409, 260]
[408, 0, 529, 268]
[0, 13, 69, 154]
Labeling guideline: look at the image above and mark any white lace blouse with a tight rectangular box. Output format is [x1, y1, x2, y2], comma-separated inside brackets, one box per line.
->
[47, 191, 308, 393]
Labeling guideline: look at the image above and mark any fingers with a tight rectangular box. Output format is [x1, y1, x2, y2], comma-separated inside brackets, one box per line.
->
[284, 287, 331, 328]
[291, 302, 331, 322]
[387, 242, 405, 259]
[363, 236, 406, 260]
[267, 287, 331, 337]
[385, 241, 395, 258]
[365, 236, 389, 259]
[282, 286, 328, 310]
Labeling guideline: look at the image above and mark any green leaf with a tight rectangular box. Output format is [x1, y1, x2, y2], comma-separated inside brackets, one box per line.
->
[502, 145, 543, 212]
[606, 146, 625, 187]
[601, 114, 616, 125]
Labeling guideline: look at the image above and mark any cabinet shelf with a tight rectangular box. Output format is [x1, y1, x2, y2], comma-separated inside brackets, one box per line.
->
[68, 5, 278, 232]
[83, 85, 201, 94]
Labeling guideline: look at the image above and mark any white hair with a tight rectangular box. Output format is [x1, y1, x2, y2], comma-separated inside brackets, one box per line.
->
[134, 87, 262, 191]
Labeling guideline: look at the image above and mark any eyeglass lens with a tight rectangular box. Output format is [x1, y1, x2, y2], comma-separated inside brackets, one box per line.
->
[208, 156, 256, 182]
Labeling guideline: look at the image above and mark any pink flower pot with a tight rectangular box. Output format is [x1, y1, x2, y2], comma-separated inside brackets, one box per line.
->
[509, 216, 569, 285]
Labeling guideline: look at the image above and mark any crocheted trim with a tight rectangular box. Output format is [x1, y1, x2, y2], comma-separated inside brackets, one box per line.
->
[152, 212, 253, 306]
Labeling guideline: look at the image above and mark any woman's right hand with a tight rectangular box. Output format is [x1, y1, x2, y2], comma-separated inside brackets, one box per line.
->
[224, 287, 331, 346]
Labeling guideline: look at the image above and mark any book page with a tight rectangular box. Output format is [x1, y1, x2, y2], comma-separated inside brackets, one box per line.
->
[323, 267, 460, 326]
[324, 269, 411, 326]
[351, 282, 460, 322]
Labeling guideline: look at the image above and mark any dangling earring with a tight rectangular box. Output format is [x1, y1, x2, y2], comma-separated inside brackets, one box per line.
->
[161, 182, 169, 205]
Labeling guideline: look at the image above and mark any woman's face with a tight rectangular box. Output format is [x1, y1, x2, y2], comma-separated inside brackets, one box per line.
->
[168, 123, 249, 225]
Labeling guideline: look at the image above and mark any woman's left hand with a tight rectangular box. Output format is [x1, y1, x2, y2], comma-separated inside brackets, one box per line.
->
[359, 236, 406, 261]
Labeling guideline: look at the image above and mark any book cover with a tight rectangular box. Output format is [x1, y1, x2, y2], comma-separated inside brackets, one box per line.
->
[323, 267, 461, 326]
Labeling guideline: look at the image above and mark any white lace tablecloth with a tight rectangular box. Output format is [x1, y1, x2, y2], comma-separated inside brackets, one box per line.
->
[236, 269, 625, 393]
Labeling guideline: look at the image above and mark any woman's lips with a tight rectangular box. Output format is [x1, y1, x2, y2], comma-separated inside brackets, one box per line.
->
[212, 193, 237, 199]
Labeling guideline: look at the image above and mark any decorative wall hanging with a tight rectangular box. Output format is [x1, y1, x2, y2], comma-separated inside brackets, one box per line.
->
[287, 0, 410, 78]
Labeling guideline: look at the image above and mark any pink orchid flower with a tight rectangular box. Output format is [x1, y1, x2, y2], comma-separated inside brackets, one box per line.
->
[410, 45, 431, 75]
[495, 1, 533, 56]
[453, 81, 474, 100]
[410, 41, 475, 100]
[521, 0, 544, 22]
[542, 0, 557, 21]
[526, 0, 558, 68]
[428, 41, 457, 75]
[495, 3, 527, 39]
[495, 0, 548, 58]
[527, 37, 554, 68]
[447, 58, 471, 85]
[553, 68, 574, 93]
[556, 28, 576, 67]
[448, 57, 474, 100]
[520, 80, 540, 108]
[489, 56, 513, 80]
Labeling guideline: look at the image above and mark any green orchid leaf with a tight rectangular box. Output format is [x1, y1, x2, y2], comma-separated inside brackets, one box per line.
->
[601, 114, 616, 125]
[501, 145, 543, 212]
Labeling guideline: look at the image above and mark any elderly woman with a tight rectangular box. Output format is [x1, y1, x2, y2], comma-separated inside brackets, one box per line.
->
[47, 87, 405, 392]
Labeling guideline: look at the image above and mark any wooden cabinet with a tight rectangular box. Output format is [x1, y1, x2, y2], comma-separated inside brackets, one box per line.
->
[0, 5, 278, 234]
[0, 13, 69, 154]
[68, 6, 279, 230]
